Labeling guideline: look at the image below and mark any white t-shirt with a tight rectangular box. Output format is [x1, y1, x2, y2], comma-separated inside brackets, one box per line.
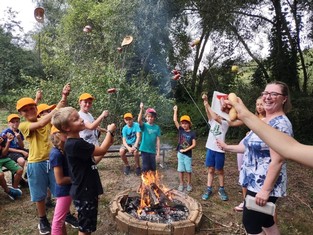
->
[78, 111, 99, 146]
[205, 119, 229, 153]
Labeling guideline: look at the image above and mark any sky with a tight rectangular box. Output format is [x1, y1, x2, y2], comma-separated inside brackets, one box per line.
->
[0, 0, 37, 33]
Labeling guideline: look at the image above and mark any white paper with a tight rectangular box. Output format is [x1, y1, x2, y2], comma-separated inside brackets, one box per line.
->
[211, 91, 230, 121]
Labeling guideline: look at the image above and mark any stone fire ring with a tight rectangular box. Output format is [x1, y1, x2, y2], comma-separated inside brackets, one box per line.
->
[109, 189, 203, 235]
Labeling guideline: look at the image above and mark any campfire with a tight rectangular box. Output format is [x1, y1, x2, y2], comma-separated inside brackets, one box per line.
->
[110, 171, 203, 234]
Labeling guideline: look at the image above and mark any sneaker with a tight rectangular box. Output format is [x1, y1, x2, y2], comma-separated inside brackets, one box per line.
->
[65, 213, 79, 229]
[186, 184, 193, 192]
[38, 218, 51, 235]
[218, 187, 229, 201]
[123, 165, 131, 175]
[7, 186, 22, 200]
[135, 167, 141, 176]
[202, 190, 212, 200]
[45, 198, 56, 208]
[19, 178, 28, 188]
[178, 185, 184, 192]
[234, 202, 244, 212]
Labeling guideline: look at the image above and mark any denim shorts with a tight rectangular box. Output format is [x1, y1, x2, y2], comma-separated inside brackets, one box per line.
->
[27, 160, 56, 202]
[177, 152, 192, 173]
[205, 149, 225, 170]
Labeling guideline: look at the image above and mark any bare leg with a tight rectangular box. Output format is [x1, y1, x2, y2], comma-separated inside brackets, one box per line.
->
[178, 172, 184, 185]
[216, 169, 224, 187]
[263, 223, 280, 235]
[12, 168, 23, 189]
[207, 167, 215, 187]
[134, 150, 140, 168]
[119, 149, 129, 166]
[186, 172, 191, 185]
[0, 173, 9, 193]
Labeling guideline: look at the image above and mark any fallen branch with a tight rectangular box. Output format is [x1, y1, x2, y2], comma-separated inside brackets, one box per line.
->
[292, 194, 313, 214]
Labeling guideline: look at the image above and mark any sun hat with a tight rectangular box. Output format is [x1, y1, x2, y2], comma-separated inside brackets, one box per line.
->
[50, 125, 60, 135]
[124, 113, 133, 119]
[180, 115, 192, 124]
[79, 93, 95, 102]
[16, 97, 36, 111]
[145, 108, 157, 116]
[7, 114, 20, 122]
[37, 103, 57, 116]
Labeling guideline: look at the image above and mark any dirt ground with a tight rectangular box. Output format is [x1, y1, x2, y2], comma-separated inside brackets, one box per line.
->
[1, 138, 313, 235]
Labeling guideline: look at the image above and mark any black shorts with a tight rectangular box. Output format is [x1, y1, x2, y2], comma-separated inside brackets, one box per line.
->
[243, 190, 278, 234]
[73, 198, 99, 233]
[7, 152, 26, 162]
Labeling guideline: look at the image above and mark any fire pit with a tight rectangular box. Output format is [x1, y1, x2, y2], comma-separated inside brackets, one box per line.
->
[110, 172, 202, 235]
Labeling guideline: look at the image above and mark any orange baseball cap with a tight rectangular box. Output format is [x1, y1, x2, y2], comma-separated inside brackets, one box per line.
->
[37, 103, 57, 116]
[50, 125, 60, 135]
[16, 97, 36, 111]
[79, 93, 95, 101]
[7, 114, 20, 122]
[180, 115, 191, 124]
[124, 113, 133, 119]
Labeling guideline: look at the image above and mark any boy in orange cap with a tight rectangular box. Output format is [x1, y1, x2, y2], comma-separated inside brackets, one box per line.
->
[173, 106, 196, 192]
[78, 93, 109, 164]
[119, 112, 141, 176]
[1, 114, 28, 169]
[16, 83, 70, 235]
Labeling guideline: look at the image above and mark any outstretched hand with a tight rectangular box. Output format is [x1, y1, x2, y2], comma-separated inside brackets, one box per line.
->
[62, 83, 71, 96]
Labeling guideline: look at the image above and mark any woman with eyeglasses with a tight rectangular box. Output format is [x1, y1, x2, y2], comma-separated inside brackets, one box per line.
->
[219, 81, 293, 235]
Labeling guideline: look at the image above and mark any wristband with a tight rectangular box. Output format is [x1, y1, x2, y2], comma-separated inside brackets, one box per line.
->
[107, 130, 114, 137]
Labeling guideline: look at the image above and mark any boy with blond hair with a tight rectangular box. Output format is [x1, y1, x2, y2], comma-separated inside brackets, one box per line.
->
[51, 107, 116, 234]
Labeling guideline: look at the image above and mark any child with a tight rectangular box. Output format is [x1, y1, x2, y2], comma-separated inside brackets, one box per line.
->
[119, 113, 141, 176]
[138, 102, 161, 173]
[51, 107, 116, 235]
[1, 114, 28, 170]
[37, 103, 57, 117]
[78, 93, 109, 164]
[16, 83, 70, 235]
[49, 125, 78, 234]
[0, 133, 23, 200]
[173, 105, 196, 192]
[201, 94, 241, 201]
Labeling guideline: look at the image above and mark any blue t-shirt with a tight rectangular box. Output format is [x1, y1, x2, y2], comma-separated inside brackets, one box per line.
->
[49, 147, 71, 197]
[176, 126, 196, 157]
[139, 122, 161, 154]
[122, 122, 141, 145]
[1, 128, 24, 149]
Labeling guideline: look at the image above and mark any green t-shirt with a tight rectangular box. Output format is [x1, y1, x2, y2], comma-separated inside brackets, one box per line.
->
[139, 122, 161, 154]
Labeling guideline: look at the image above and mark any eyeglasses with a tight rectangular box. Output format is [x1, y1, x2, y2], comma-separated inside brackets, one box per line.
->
[261, 91, 284, 97]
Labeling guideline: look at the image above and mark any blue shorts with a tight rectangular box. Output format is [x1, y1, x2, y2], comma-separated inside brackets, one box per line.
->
[177, 152, 192, 173]
[205, 149, 225, 170]
[141, 151, 156, 172]
[74, 198, 98, 233]
[27, 161, 56, 202]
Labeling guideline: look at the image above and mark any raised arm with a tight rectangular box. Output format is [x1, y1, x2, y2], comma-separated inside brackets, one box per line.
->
[93, 123, 116, 156]
[230, 97, 313, 168]
[29, 83, 71, 131]
[138, 102, 144, 126]
[84, 110, 109, 130]
[173, 105, 180, 129]
[202, 94, 221, 123]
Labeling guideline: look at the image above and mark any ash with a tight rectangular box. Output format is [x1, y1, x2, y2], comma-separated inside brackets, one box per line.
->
[122, 196, 189, 224]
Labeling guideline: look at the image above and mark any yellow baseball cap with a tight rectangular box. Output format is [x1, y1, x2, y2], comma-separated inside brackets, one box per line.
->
[50, 125, 60, 135]
[79, 93, 95, 101]
[16, 97, 36, 111]
[37, 103, 57, 116]
[180, 115, 191, 124]
[7, 114, 20, 122]
[124, 113, 133, 119]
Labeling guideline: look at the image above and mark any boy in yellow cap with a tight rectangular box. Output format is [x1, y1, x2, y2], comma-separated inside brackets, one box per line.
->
[16, 83, 70, 235]
[173, 105, 196, 192]
[119, 112, 141, 176]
